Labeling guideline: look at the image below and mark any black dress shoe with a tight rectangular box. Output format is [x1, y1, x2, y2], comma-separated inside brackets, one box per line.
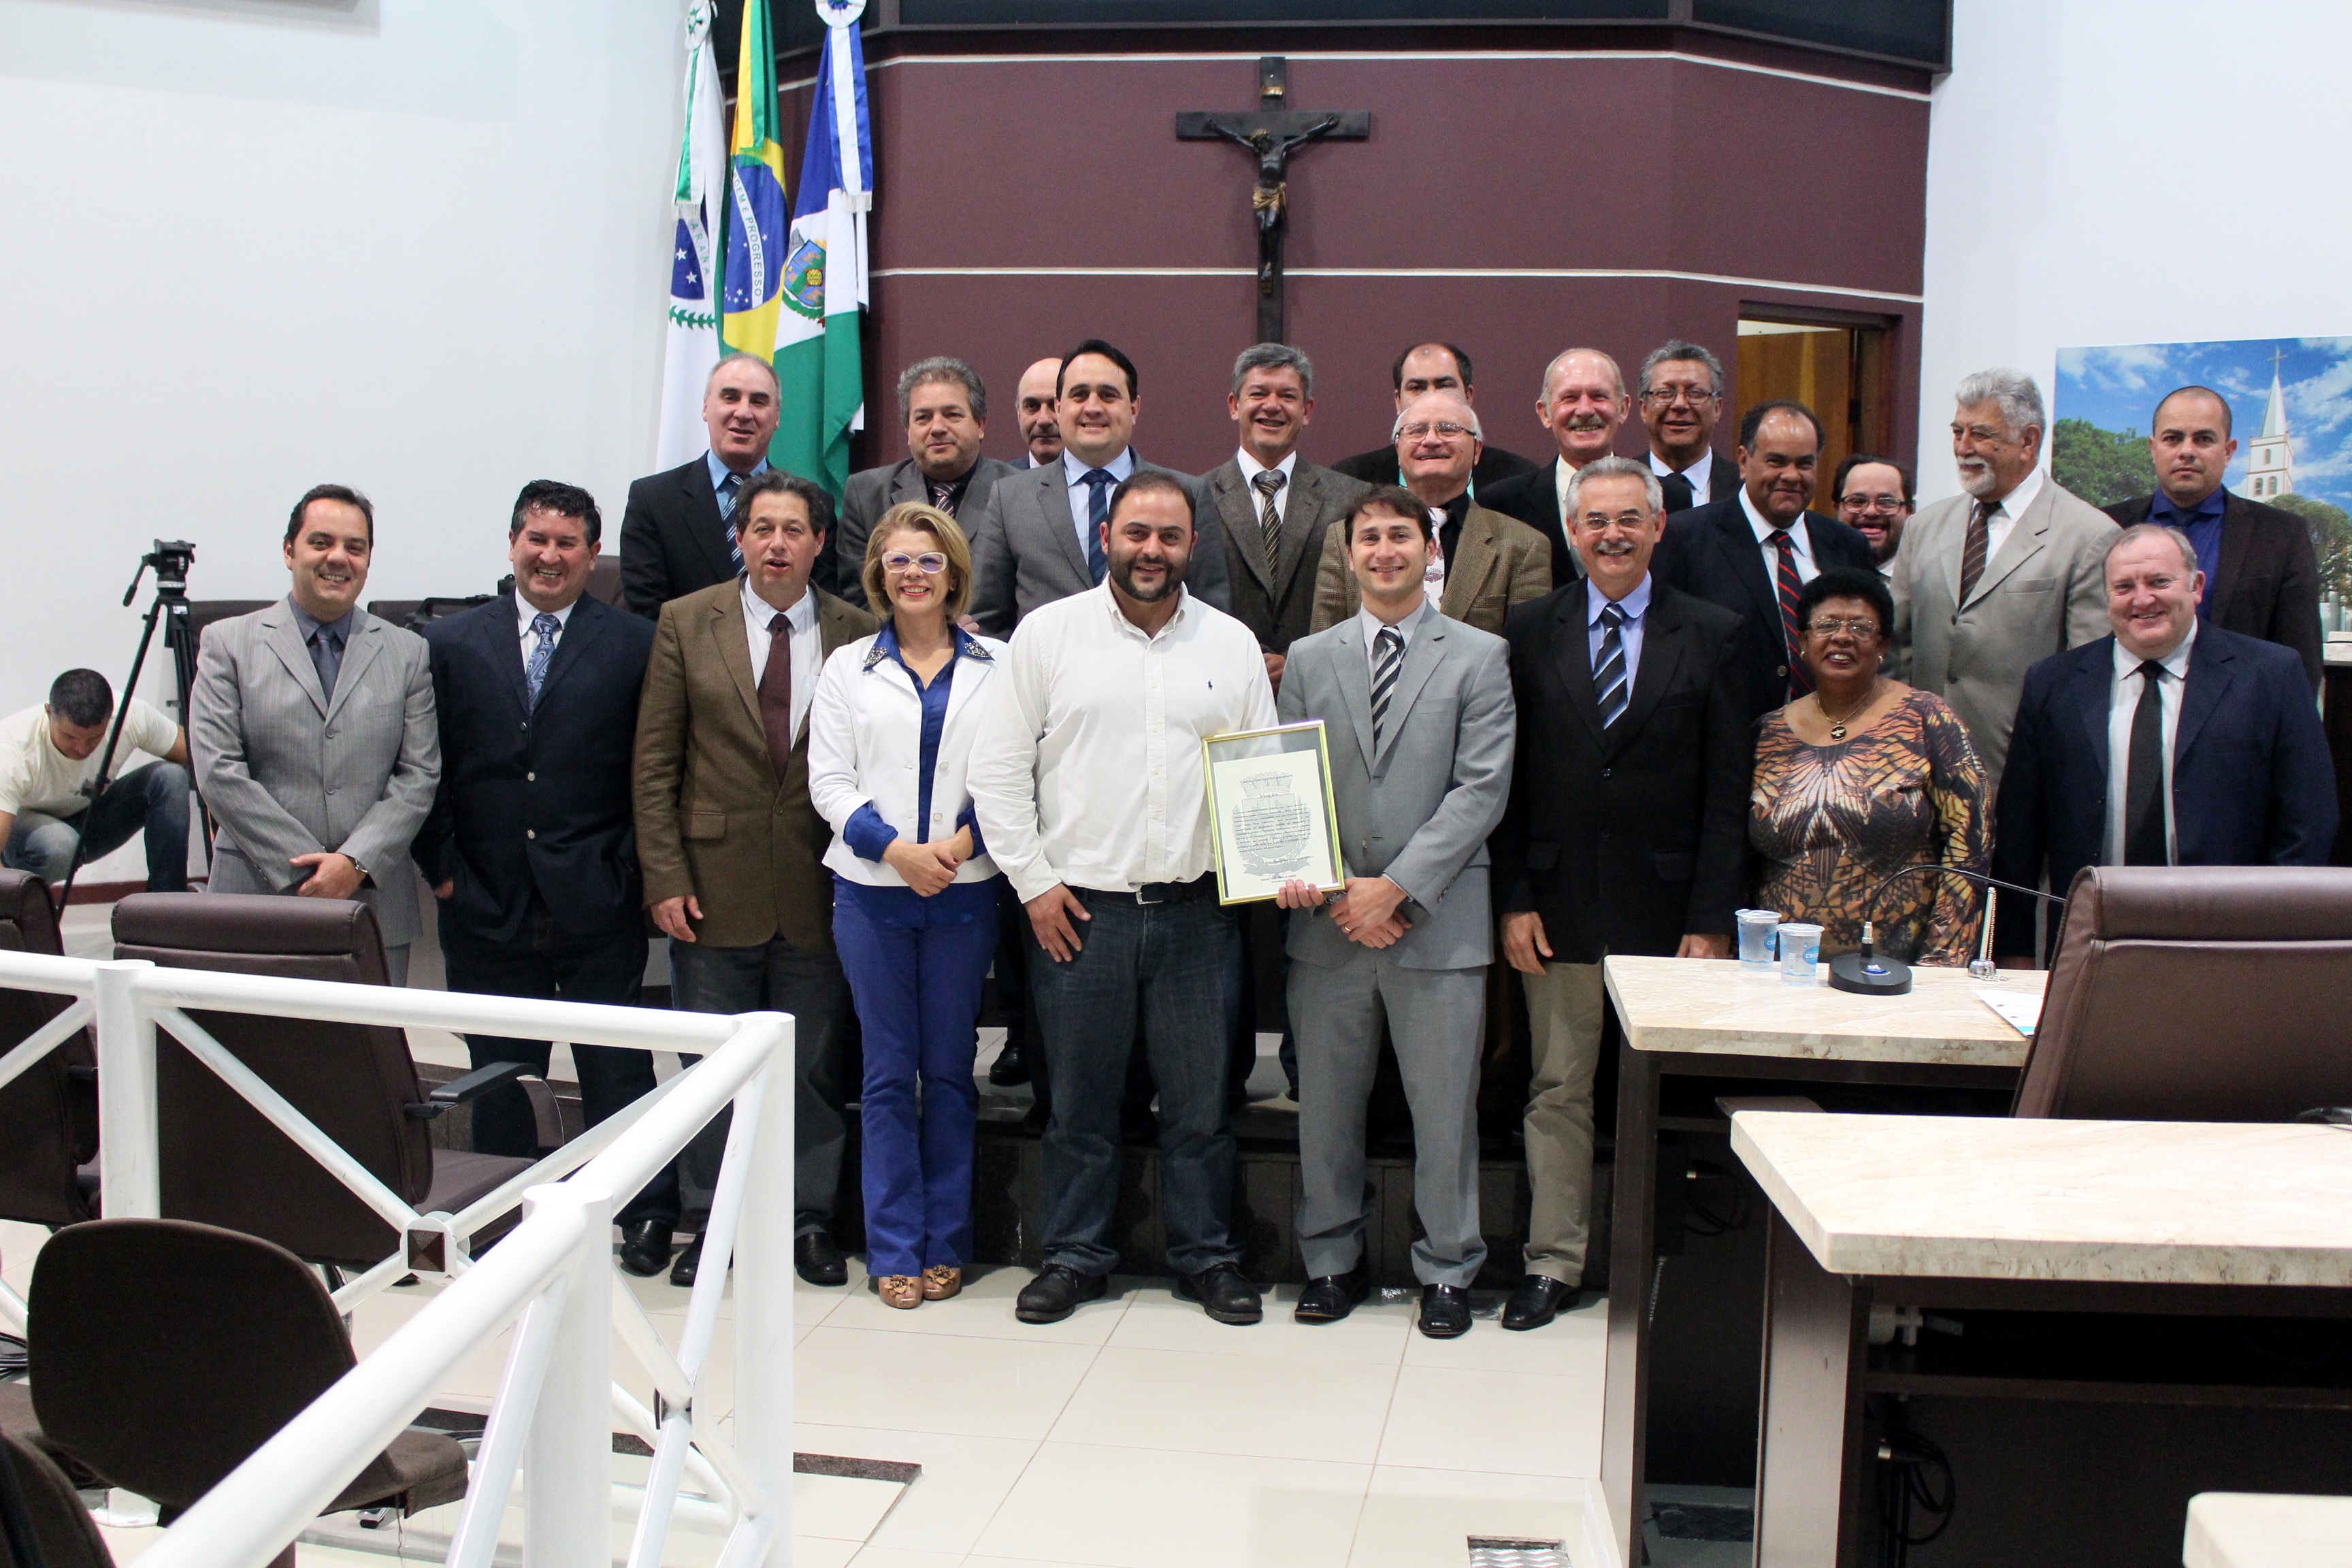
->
[1015, 1264, 1107, 1324]
[987, 1035, 1031, 1086]
[1501, 1273, 1576, 1332]
[668, 1232, 704, 1288]
[1174, 1262, 1263, 1325]
[617, 1219, 674, 1278]
[796, 1230, 849, 1286]
[1418, 1283, 1473, 1339]
[1293, 1267, 1372, 1324]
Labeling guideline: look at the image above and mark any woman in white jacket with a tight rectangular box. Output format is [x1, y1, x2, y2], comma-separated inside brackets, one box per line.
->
[808, 502, 1007, 1309]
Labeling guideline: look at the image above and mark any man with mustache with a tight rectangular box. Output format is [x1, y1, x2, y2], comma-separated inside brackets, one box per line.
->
[1658, 401, 1876, 729]
[189, 484, 440, 983]
[1890, 369, 2115, 794]
[2101, 384, 2323, 691]
[1483, 346, 1635, 583]
[832, 357, 1017, 609]
[968, 471, 1277, 1327]
[1014, 357, 1064, 468]
[1832, 453, 1916, 578]
[1332, 342, 1540, 491]
[621, 353, 786, 617]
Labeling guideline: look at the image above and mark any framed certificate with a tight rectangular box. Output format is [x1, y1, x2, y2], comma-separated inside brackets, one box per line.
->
[1200, 720, 1346, 906]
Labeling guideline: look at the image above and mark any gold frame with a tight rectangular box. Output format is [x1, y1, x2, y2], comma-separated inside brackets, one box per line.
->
[1200, 719, 1348, 906]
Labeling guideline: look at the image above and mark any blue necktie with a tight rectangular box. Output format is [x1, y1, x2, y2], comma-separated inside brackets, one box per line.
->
[1079, 468, 1115, 585]
[524, 612, 561, 707]
[308, 625, 344, 702]
[1595, 604, 1629, 728]
[719, 472, 746, 571]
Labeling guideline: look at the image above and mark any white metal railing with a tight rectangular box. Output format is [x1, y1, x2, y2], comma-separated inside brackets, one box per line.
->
[0, 948, 796, 1567]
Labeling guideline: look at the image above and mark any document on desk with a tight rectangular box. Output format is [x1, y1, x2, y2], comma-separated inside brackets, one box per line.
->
[1976, 988, 2042, 1039]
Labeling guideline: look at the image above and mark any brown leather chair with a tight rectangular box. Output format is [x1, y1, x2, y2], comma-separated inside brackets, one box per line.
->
[2014, 865, 2352, 1121]
[0, 1429, 109, 1568]
[112, 893, 532, 1269]
[585, 556, 624, 606]
[0, 872, 96, 1228]
[29, 1218, 467, 1566]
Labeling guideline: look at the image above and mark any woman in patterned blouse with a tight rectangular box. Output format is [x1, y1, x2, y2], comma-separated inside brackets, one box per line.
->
[1749, 568, 1990, 965]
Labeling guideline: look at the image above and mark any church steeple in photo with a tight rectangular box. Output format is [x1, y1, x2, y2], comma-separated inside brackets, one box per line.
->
[2244, 349, 2297, 499]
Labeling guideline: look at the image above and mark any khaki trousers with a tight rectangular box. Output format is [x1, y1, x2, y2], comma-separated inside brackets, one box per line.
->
[1520, 957, 1607, 1284]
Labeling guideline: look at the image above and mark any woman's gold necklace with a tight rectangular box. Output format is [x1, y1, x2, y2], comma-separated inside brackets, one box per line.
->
[1817, 678, 1882, 741]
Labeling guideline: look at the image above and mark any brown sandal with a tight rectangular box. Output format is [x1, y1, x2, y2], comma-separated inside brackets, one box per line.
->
[877, 1275, 922, 1310]
[920, 1265, 963, 1301]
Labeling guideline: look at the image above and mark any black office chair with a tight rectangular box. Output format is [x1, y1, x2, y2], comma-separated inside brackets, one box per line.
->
[28, 1219, 468, 1567]
[0, 872, 96, 1230]
[0, 1429, 108, 1568]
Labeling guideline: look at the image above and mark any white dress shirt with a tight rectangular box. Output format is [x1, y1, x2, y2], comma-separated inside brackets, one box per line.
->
[1061, 446, 1136, 559]
[1356, 598, 1424, 681]
[2104, 620, 2195, 867]
[1971, 466, 2043, 568]
[1649, 450, 1713, 507]
[1552, 456, 1579, 527]
[968, 582, 1277, 901]
[739, 576, 821, 741]
[514, 594, 575, 651]
[1236, 447, 1298, 527]
[1740, 487, 1818, 586]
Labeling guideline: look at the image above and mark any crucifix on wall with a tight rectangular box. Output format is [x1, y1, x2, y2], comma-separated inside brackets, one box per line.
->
[1177, 57, 1369, 345]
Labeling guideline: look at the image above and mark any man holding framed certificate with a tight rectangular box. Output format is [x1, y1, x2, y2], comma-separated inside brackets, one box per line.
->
[1269, 485, 1518, 1339]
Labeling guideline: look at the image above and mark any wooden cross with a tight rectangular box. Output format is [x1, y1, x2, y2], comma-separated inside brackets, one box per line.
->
[1177, 57, 1369, 344]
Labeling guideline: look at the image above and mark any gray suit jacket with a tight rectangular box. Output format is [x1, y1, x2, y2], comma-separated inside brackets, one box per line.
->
[1891, 476, 2114, 794]
[1277, 600, 1516, 971]
[1205, 457, 1366, 655]
[189, 599, 440, 947]
[966, 455, 1230, 635]
[834, 454, 1018, 610]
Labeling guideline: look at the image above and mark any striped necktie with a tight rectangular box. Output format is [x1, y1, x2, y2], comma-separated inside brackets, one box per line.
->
[1252, 468, 1284, 574]
[1769, 527, 1813, 697]
[1079, 469, 1115, 585]
[1595, 603, 1629, 727]
[1371, 626, 1404, 748]
[1958, 498, 1995, 603]
[719, 471, 746, 571]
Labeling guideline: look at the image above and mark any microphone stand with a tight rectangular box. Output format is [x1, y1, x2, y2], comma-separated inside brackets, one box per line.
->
[1827, 865, 2070, 996]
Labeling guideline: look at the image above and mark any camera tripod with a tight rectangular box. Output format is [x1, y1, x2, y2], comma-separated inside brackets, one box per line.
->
[54, 541, 208, 910]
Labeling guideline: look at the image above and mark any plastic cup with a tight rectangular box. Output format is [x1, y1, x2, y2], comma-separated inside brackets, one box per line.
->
[1736, 909, 1782, 973]
[1776, 921, 1823, 985]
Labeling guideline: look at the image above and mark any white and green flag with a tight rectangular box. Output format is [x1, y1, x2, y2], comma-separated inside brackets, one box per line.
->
[770, 0, 870, 495]
[655, 2, 727, 469]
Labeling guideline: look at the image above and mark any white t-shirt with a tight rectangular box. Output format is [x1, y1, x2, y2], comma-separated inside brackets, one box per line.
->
[0, 698, 178, 817]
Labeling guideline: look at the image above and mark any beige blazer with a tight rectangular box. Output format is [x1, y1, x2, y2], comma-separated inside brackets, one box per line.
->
[1891, 476, 2115, 794]
[1307, 501, 1552, 636]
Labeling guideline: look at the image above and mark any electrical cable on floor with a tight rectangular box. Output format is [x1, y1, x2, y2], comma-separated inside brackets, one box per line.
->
[1874, 1420, 1955, 1567]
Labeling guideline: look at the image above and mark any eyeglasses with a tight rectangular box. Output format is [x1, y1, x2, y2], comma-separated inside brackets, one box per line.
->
[883, 551, 949, 574]
[1639, 386, 1719, 407]
[1396, 421, 1477, 442]
[1806, 617, 1881, 638]
[1839, 494, 1908, 515]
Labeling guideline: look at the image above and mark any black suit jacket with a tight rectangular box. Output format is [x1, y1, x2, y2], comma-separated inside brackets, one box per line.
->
[416, 594, 657, 943]
[1656, 495, 1877, 728]
[2103, 490, 2323, 689]
[620, 457, 737, 619]
[1490, 578, 1752, 963]
[1990, 625, 2339, 956]
[1333, 442, 1540, 493]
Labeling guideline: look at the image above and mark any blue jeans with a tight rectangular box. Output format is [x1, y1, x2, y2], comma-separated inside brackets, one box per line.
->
[3, 762, 189, 891]
[1028, 887, 1243, 1277]
[834, 875, 998, 1277]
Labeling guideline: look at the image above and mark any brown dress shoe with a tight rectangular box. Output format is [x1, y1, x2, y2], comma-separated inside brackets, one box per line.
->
[921, 1265, 963, 1301]
[877, 1275, 922, 1310]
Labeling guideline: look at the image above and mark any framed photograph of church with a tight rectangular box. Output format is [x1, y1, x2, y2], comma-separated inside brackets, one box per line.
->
[1200, 720, 1345, 906]
[2054, 334, 2352, 633]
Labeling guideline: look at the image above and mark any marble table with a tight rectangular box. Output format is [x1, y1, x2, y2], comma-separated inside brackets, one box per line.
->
[1734, 1113, 2352, 1567]
[1597, 958, 2046, 1563]
[2186, 1492, 2352, 1568]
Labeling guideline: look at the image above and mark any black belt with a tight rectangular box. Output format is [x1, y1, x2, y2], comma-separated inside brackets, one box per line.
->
[1077, 875, 1216, 906]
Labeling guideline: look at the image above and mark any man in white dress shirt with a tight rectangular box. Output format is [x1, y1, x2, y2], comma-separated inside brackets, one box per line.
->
[1480, 347, 1631, 583]
[970, 470, 1277, 1328]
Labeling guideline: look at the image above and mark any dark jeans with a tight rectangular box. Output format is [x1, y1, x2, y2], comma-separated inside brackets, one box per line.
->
[439, 894, 674, 1227]
[1028, 887, 1243, 1277]
[3, 761, 189, 890]
[834, 877, 998, 1277]
[670, 931, 851, 1235]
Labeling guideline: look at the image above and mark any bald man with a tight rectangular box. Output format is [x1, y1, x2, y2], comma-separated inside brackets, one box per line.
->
[1481, 347, 1631, 584]
[1015, 357, 1065, 468]
[1333, 343, 1539, 491]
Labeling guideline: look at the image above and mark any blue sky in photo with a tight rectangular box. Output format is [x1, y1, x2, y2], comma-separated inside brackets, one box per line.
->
[2055, 336, 2352, 514]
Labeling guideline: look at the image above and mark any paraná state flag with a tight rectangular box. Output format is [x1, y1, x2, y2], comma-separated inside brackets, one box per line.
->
[654, 2, 726, 470]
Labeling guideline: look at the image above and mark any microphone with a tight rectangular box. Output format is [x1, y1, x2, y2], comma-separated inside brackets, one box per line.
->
[1827, 865, 2070, 996]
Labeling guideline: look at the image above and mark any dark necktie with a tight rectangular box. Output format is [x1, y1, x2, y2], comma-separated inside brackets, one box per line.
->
[1371, 626, 1404, 747]
[719, 472, 747, 571]
[1769, 528, 1812, 696]
[1252, 469, 1284, 573]
[930, 479, 958, 513]
[308, 625, 344, 702]
[1595, 604, 1630, 727]
[758, 610, 795, 781]
[1079, 468, 1115, 585]
[524, 612, 561, 708]
[2123, 659, 2170, 866]
[1958, 498, 1995, 603]
[1658, 470, 1695, 513]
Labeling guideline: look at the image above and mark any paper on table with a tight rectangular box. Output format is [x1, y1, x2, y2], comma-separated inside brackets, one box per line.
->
[1976, 987, 2042, 1039]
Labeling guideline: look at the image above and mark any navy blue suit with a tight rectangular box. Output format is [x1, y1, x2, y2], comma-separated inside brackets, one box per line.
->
[1991, 624, 2338, 956]
[1655, 496, 1876, 728]
[419, 591, 674, 1223]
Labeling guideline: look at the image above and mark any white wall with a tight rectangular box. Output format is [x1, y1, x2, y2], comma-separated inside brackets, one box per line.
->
[1918, 0, 2352, 504]
[0, 0, 681, 877]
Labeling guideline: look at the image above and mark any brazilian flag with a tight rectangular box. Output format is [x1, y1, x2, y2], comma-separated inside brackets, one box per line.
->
[719, 0, 789, 370]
